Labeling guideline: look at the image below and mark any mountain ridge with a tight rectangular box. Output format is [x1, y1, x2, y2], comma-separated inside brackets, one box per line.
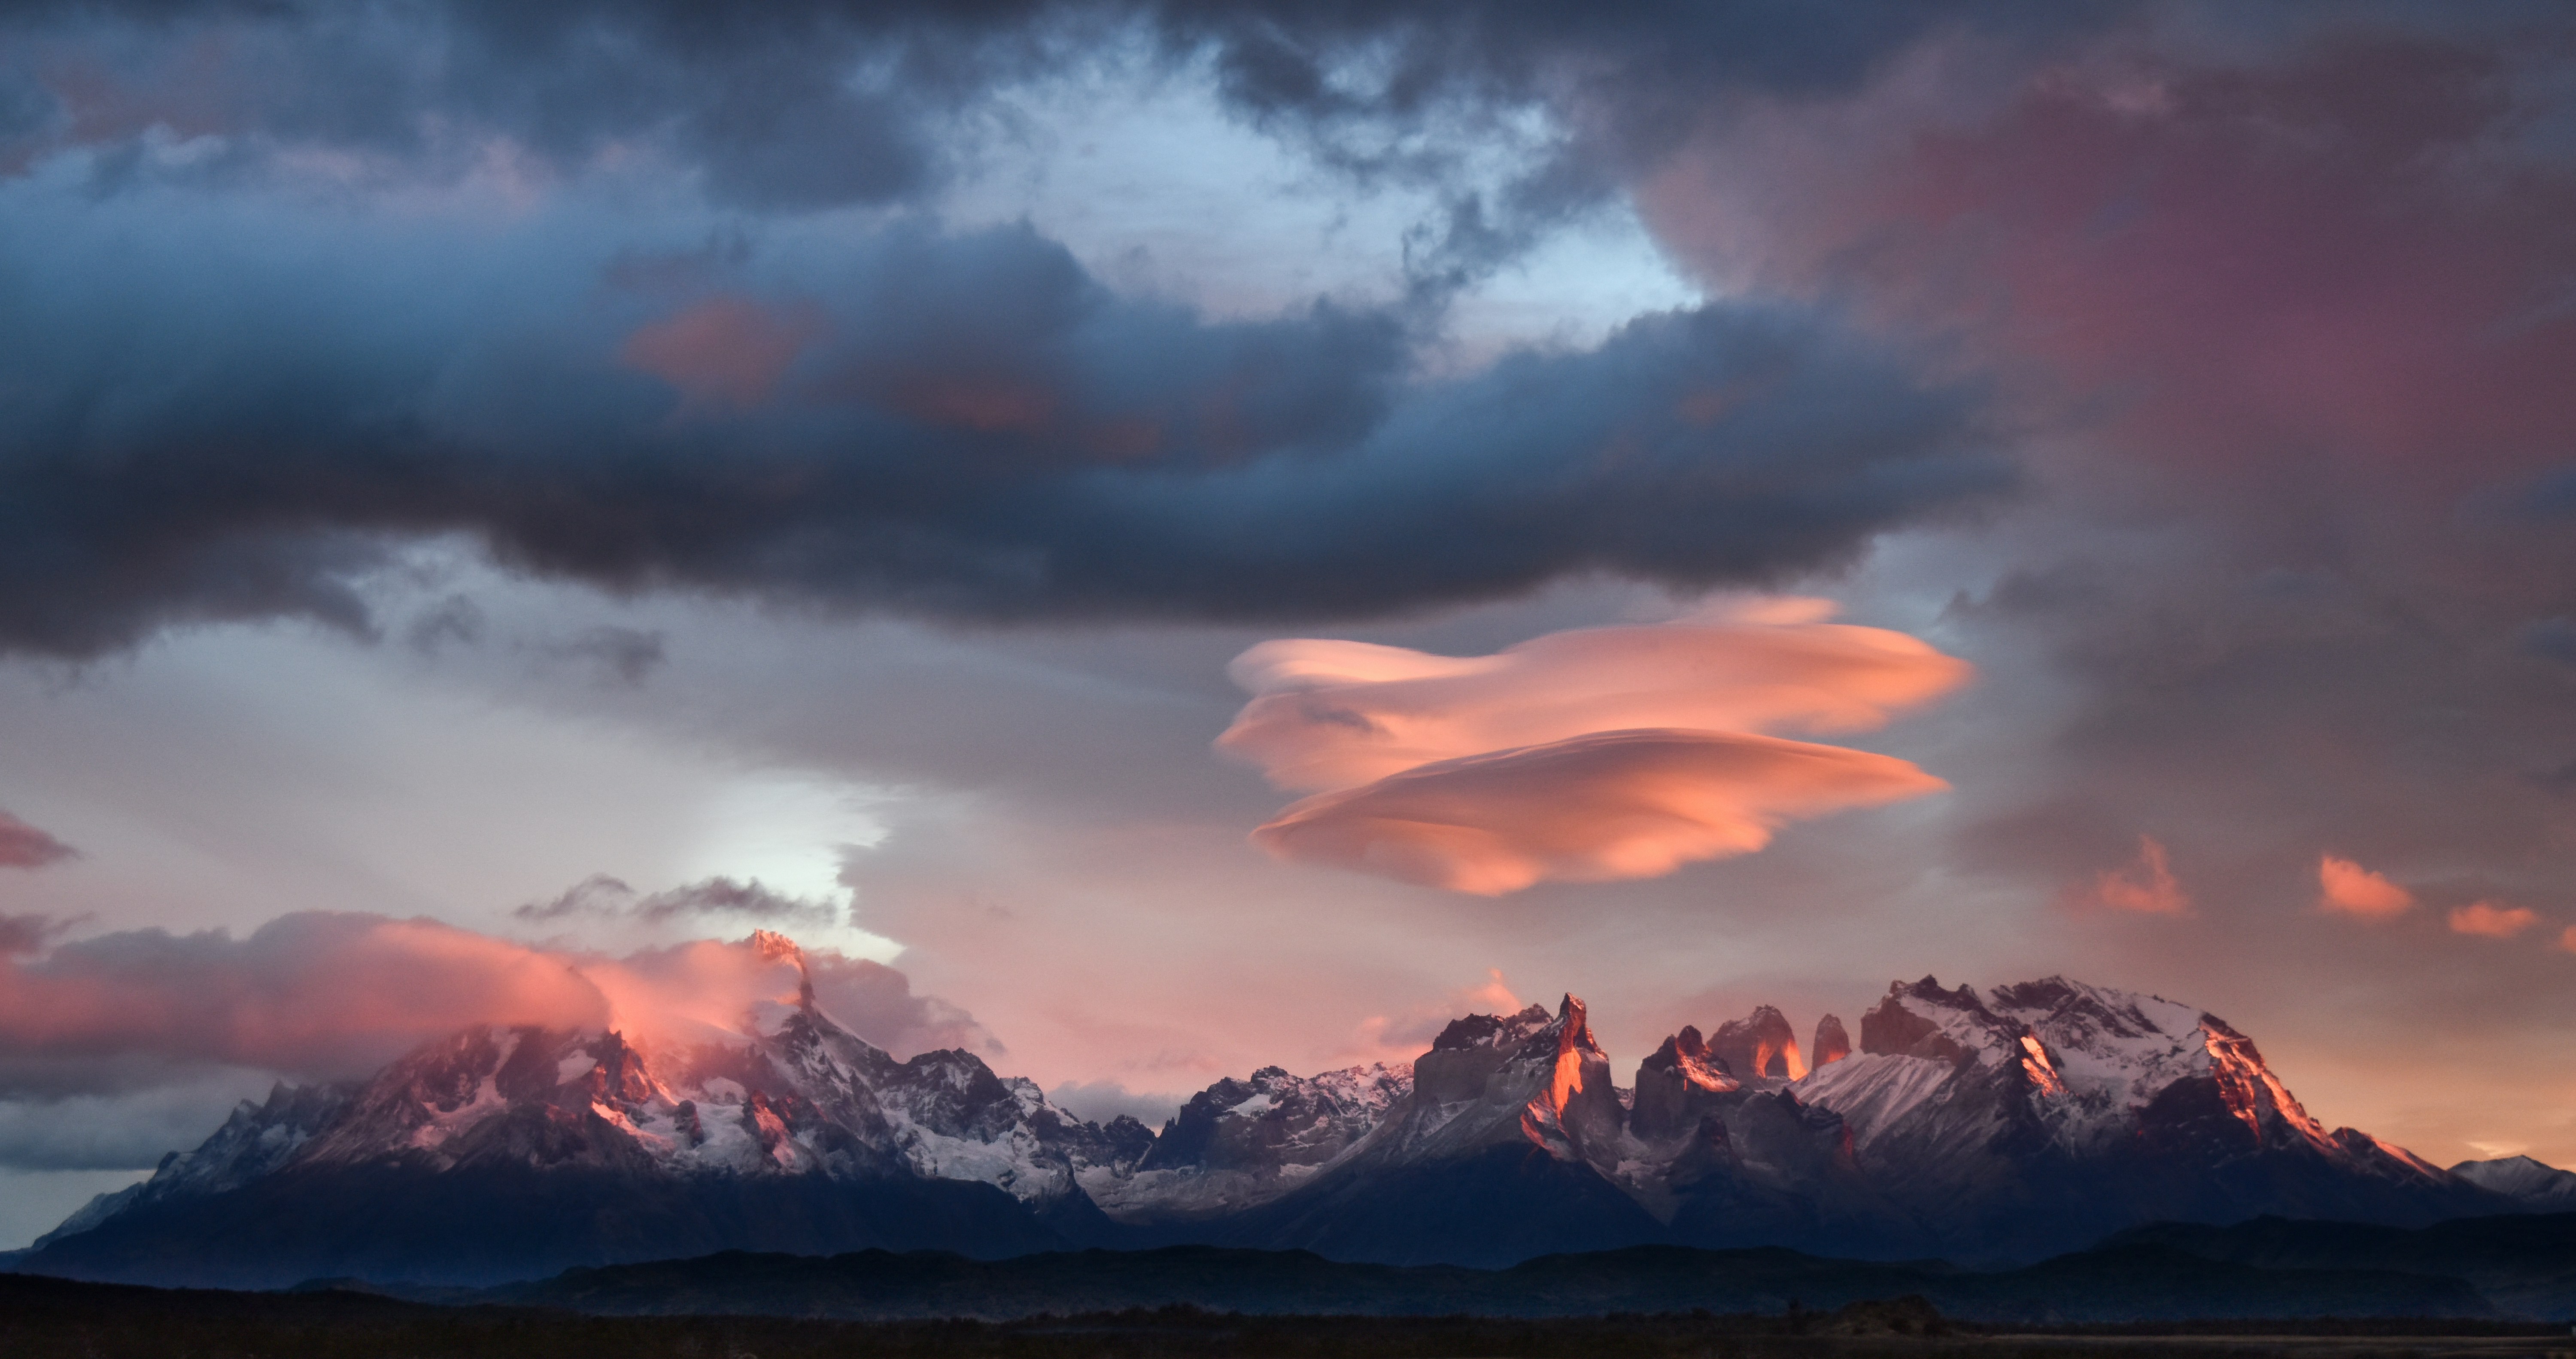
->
[7, 940, 2545, 1287]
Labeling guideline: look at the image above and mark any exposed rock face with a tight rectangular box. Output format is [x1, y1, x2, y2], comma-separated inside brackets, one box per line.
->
[1086, 1061, 1408, 1221]
[1624, 1017, 1918, 1258]
[1209, 995, 1655, 1266]
[1813, 1014, 1852, 1068]
[1361, 995, 1626, 1165]
[1708, 1004, 1807, 1082]
[19, 966, 2523, 1283]
[1799, 975, 2501, 1260]
[1629, 1026, 1739, 1142]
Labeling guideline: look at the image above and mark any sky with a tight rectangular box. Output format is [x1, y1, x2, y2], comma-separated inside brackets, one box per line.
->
[3, 0, 2576, 1248]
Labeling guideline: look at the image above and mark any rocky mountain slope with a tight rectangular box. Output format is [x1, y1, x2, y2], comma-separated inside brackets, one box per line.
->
[2451, 1156, 2576, 1211]
[8, 951, 2536, 1284]
[1792, 976, 2494, 1259]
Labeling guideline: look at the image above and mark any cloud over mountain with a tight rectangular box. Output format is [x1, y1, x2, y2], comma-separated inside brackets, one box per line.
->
[0, 913, 987, 1101]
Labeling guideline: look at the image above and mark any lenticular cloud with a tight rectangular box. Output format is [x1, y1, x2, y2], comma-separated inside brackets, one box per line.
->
[1220, 601, 1967, 893]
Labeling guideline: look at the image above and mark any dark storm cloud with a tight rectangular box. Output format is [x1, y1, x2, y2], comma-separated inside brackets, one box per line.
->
[0, 201, 2002, 657]
[0, 0, 1063, 208]
[0, 0, 2142, 322]
[0, 2, 2124, 196]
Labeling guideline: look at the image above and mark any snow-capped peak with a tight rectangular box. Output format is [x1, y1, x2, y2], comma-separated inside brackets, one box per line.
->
[2450, 1154, 2576, 1209]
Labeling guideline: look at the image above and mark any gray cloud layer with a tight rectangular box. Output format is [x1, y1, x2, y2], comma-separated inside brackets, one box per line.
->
[0, 199, 2001, 656]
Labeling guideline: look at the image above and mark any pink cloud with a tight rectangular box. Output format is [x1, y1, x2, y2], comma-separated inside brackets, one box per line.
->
[1350, 968, 1525, 1064]
[2084, 835, 2191, 916]
[1222, 603, 1963, 893]
[0, 811, 75, 869]
[620, 295, 822, 408]
[1639, 34, 2576, 497]
[2448, 901, 2538, 940]
[0, 913, 984, 1094]
[1220, 601, 1968, 792]
[2318, 854, 2414, 919]
[1251, 728, 1946, 896]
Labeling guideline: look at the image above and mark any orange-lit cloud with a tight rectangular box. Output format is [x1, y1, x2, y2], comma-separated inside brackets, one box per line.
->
[2318, 855, 2415, 919]
[620, 295, 822, 408]
[2085, 836, 2191, 916]
[1221, 600, 1969, 792]
[0, 913, 981, 1094]
[2448, 901, 2538, 940]
[1224, 603, 1965, 893]
[1251, 727, 1944, 895]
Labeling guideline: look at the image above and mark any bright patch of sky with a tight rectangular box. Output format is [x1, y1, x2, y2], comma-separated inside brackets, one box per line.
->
[679, 771, 901, 961]
[932, 51, 1701, 359]
[0, 561, 892, 961]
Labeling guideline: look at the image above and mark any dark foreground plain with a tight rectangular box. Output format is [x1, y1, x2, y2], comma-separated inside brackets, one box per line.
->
[5, 1275, 2574, 1359]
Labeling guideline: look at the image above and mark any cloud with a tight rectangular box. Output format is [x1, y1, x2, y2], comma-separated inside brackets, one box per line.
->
[0, 2, 1041, 210]
[0, 913, 610, 1093]
[539, 627, 669, 686]
[0, 812, 75, 868]
[1048, 1080, 1182, 1129]
[2448, 901, 2538, 940]
[514, 874, 841, 928]
[801, 950, 994, 1059]
[0, 1074, 276, 1171]
[0, 192, 2000, 658]
[1252, 727, 1945, 895]
[2318, 855, 2415, 919]
[1219, 600, 1971, 791]
[1225, 606, 1962, 892]
[1351, 968, 1524, 1060]
[0, 2, 2125, 235]
[0, 914, 77, 955]
[0, 913, 985, 1096]
[2082, 836, 2190, 916]
[620, 295, 824, 408]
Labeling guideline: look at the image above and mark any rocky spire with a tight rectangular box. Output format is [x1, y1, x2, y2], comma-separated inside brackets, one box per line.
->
[1630, 1024, 1741, 1141]
[1811, 1013, 1851, 1068]
[1708, 1004, 1807, 1082]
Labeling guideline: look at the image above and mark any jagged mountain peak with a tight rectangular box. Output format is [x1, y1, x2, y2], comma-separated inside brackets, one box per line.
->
[1707, 1004, 1806, 1082]
[26, 968, 2520, 1286]
[1546, 993, 1603, 1058]
[2450, 1154, 2576, 1209]
[1431, 1002, 1555, 1053]
[1813, 1013, 1851, 1068]
[1631, 1024, 1742, 1142]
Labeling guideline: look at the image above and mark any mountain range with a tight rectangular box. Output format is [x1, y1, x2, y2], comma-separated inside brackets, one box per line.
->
[6, 932, 2561, 1289]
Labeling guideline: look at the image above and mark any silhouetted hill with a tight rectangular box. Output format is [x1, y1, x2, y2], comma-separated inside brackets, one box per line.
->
[472, 1240, 2495, 1323]
[2110, 1211, 2576, 1319]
